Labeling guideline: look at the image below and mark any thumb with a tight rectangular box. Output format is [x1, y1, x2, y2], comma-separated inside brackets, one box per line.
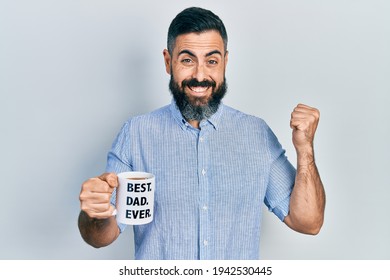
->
[98, 172, 118, 189]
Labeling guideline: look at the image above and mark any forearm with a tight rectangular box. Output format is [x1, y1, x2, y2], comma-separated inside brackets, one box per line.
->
[286, 148, 326, 234]
[78, 210, 120, 248]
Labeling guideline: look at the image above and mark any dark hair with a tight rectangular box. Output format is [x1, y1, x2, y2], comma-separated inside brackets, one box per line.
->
[167, 7, 228, 54]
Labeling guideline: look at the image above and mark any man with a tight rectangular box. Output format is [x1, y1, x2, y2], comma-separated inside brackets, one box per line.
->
[78, 7, 325, 260]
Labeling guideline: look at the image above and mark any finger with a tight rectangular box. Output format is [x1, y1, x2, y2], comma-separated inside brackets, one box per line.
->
[290, 113, 310, 128]
[291, 111, 310, 119]
[80, 191, 112, 204]
[86, 201, 113, 213]
[294, 104, 320, 118]
[82, 177, 114, 194]
[84, 204, 116, 219]
[98, 172, 118, 189]
[290, 119, 309, 130]
[291, 110, 319, 124]
[296, 103, 313, 109]
[295, 103, 319, 112]
[290, 119, 297, 129]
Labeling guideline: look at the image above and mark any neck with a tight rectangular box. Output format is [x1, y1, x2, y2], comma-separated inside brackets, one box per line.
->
[188, 119, 200, 129]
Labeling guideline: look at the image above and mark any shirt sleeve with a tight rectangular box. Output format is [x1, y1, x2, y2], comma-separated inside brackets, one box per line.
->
[106, 120, 133, 174]
[105, 121, 133, 233]
[263, 125, 296, 221]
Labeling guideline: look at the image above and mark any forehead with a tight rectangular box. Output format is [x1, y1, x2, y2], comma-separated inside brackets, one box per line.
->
[173, 30, 225, 55]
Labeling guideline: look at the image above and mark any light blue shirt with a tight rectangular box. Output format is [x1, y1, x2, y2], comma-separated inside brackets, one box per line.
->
[106, 101, 296, 259]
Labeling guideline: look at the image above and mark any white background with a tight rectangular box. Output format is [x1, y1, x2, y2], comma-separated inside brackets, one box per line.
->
[1, 0, 389, 259]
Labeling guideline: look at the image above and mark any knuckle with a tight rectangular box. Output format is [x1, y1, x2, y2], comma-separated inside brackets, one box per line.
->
[81, 181, 89, 191]
[79, 192, 87, 201]
[80, 204, 90, 213]
[291, 112, 296, 119]
[312, 107, 320, 116]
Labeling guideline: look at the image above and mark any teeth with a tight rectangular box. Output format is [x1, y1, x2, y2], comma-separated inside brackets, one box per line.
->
[189, 86, 208, 93]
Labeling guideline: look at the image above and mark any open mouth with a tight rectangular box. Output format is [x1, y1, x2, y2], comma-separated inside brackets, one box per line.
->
[188, 86, 210, 94]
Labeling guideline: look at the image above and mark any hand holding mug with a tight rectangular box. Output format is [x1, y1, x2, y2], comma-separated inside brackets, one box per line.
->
[79, 173, 118, 219]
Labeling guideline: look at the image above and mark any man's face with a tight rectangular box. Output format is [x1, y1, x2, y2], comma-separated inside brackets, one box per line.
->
[163, 30, 228, 121]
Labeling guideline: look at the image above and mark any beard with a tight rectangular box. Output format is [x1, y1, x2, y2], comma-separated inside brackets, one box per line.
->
[169, 75, 227, 121]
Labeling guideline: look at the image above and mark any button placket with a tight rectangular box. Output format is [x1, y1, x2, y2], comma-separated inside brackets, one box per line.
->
[197, 129, 210, 259]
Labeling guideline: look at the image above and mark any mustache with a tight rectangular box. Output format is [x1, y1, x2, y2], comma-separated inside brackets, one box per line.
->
[181, 78, 216, 89]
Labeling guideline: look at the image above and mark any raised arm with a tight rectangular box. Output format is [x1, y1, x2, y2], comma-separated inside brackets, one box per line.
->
[284, 104, 326, 235]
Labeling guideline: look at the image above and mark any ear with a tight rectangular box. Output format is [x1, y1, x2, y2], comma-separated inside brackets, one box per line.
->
[163, 49, 171, 75]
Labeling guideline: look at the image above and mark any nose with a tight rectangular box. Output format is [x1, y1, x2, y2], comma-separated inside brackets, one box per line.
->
[193, 62, 207, 82]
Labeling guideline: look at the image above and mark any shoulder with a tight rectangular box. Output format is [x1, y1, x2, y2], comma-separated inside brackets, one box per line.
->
[122, 105, 171, 127]
[221, 104, 269, 130]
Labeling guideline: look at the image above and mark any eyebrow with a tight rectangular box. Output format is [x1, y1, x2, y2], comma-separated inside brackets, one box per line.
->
[206, 50, 222, 57]
[178, 49, 223, 57]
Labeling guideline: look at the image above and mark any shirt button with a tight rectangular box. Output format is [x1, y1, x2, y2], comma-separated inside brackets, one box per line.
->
[203, 240, 208, 246]
[202, 205, 208, 211]
[199, 137, 204, 142]
[201, 169, 206, 176]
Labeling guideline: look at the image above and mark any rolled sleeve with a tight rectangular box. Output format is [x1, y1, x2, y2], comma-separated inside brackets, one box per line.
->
[264, 126, 296, 221]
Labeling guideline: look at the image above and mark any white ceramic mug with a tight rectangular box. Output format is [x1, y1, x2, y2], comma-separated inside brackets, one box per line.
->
[115, 171, 155, 225]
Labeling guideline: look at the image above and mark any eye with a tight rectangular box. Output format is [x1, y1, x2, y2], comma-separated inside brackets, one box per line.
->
[181, 58, 193, 64]
[208, 59, 218, 65]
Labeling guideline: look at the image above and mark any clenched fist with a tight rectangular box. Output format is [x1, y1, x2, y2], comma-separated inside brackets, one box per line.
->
[79, 173, 118, 219]
[290, 104, 320, 152]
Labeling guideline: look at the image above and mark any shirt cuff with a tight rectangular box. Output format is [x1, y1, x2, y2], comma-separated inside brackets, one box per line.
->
[271, 195, 291, 221]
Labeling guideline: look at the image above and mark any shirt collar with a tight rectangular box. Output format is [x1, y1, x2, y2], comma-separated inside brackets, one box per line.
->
[170, 99, 224, 131]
